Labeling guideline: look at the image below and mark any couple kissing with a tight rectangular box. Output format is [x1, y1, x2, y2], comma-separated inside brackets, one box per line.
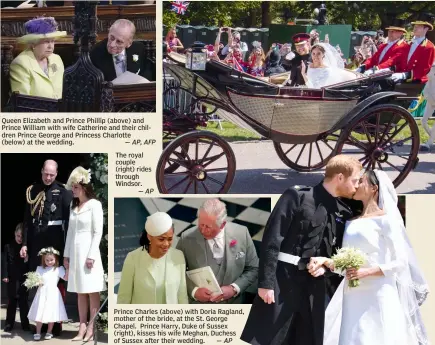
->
[241, 155, 429, 345]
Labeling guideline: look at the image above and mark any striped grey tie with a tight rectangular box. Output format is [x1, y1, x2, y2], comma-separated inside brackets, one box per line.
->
[213, 239, 223, 265]
[115, 54, 126, 73]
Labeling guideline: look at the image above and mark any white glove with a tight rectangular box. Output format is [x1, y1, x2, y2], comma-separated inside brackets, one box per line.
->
[363, 69, 374, 76]
[391, 72, 406, 82]
[374, 68, 392, 74]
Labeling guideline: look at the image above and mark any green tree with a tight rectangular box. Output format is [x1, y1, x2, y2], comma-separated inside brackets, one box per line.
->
[163, 1, 435, 31]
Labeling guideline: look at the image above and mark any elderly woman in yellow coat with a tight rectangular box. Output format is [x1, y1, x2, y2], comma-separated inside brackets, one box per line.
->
[117, 212, 189, 304]
[9, 17, 66, 99]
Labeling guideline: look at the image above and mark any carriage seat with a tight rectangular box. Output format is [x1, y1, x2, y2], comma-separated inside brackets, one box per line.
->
[394, 83, 424, 100]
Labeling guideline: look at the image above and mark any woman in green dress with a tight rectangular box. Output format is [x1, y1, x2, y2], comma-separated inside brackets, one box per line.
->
[117, 212, 188, 304]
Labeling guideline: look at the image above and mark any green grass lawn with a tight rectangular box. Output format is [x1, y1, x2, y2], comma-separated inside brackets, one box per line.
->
[200, 121, 261, 141]
[420, 119, 435, 142]
[350, 119, 434, 143]
[199, 119, 434, 143]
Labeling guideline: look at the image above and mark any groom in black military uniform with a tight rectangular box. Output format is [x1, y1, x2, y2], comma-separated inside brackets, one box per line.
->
[240, 155, 363, 345]
[282, 33, 312, 86]
[20, 159, 72, 336]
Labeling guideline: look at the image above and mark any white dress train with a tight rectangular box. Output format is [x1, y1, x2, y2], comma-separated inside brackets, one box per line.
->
[306, 67, 358, 89]
[324, 215, 419, 345]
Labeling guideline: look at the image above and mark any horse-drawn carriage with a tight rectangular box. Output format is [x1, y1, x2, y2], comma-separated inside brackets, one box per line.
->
[159, 52, 421, 194]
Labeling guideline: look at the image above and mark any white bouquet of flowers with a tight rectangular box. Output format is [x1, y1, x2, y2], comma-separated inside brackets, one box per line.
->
[23, 271, 43, 290]
[331, 247, 366, 288]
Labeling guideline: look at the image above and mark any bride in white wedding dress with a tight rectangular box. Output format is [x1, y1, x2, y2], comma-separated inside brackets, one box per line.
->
[310, 170, 429, 345]
[301, 43, 359, 88]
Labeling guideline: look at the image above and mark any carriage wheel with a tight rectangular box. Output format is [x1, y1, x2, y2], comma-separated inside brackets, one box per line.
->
[273, 134, 340, 172]
[336, 104, 420, 187]
[164, 143, 189, 174]
[156, 131, 236, 194]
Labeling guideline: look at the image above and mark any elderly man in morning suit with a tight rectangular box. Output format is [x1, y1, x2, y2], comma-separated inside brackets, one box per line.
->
[90, 19, 153, 82]
[176, 199, 259, 304]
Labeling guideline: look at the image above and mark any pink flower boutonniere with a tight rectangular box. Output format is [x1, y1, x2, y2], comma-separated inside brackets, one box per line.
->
[230, 239, 237, 247]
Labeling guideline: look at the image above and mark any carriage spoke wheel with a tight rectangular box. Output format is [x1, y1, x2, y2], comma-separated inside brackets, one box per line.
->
[337, 104, 420, 187]
[164, 143, 189, 174]
[156, 131, 236, 194]
[273, 134, 339, 172]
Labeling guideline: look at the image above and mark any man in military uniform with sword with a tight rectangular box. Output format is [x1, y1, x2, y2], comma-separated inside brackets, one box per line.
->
[20, 159, 73, 336]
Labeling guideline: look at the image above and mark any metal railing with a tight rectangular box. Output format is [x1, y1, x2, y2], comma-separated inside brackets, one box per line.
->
[163, 69, 223, 128]
[163, 71, 194, 114]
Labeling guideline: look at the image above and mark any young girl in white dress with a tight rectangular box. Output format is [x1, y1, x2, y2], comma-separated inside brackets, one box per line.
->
[28, 247, 69, 341]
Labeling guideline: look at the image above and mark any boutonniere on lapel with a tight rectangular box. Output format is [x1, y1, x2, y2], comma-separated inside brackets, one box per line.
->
[51, 63, 58, 73]
[133, 54, 139, 62]
[229, 239, 237, 247]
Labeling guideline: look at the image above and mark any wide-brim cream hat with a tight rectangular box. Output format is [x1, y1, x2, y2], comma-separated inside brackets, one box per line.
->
[17, 16, 67, 44]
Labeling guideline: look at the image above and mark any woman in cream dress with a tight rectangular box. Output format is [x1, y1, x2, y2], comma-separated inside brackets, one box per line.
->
[64, 167, 106, 342]
[117, 212, 188, 304]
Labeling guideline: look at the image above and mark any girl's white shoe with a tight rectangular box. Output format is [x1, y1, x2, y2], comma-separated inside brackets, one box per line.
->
[33, 334, 41, 341]
[45, 333, 54, 340]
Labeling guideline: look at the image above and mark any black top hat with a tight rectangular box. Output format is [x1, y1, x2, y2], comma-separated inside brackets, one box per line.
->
[385, 18, 408, 33]
[411, 13, 434, 31]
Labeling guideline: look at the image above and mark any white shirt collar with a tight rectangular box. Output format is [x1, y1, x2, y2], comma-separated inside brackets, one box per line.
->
[113, 50, 126, 58]
[386, 38, 399, 45]
[412, 36, 425, 44]
[210, 227, 225, 241]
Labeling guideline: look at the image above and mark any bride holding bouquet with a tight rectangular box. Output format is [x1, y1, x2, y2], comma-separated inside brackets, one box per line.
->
[308, 170, 429, 345]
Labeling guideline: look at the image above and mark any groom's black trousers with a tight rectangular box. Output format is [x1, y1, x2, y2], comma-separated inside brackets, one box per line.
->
[241, 262, 332, 345]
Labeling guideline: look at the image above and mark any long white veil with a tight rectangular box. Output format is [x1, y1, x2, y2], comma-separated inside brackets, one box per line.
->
[375, 170, 430, 344]
[316, 42, 345, 69]
[306, 43, 357, 88]
[324, 170, 430, 345]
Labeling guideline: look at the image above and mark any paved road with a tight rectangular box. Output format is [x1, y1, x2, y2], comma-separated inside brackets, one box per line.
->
[0, 305, 108, 345]
[225, 140, 435, 194]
